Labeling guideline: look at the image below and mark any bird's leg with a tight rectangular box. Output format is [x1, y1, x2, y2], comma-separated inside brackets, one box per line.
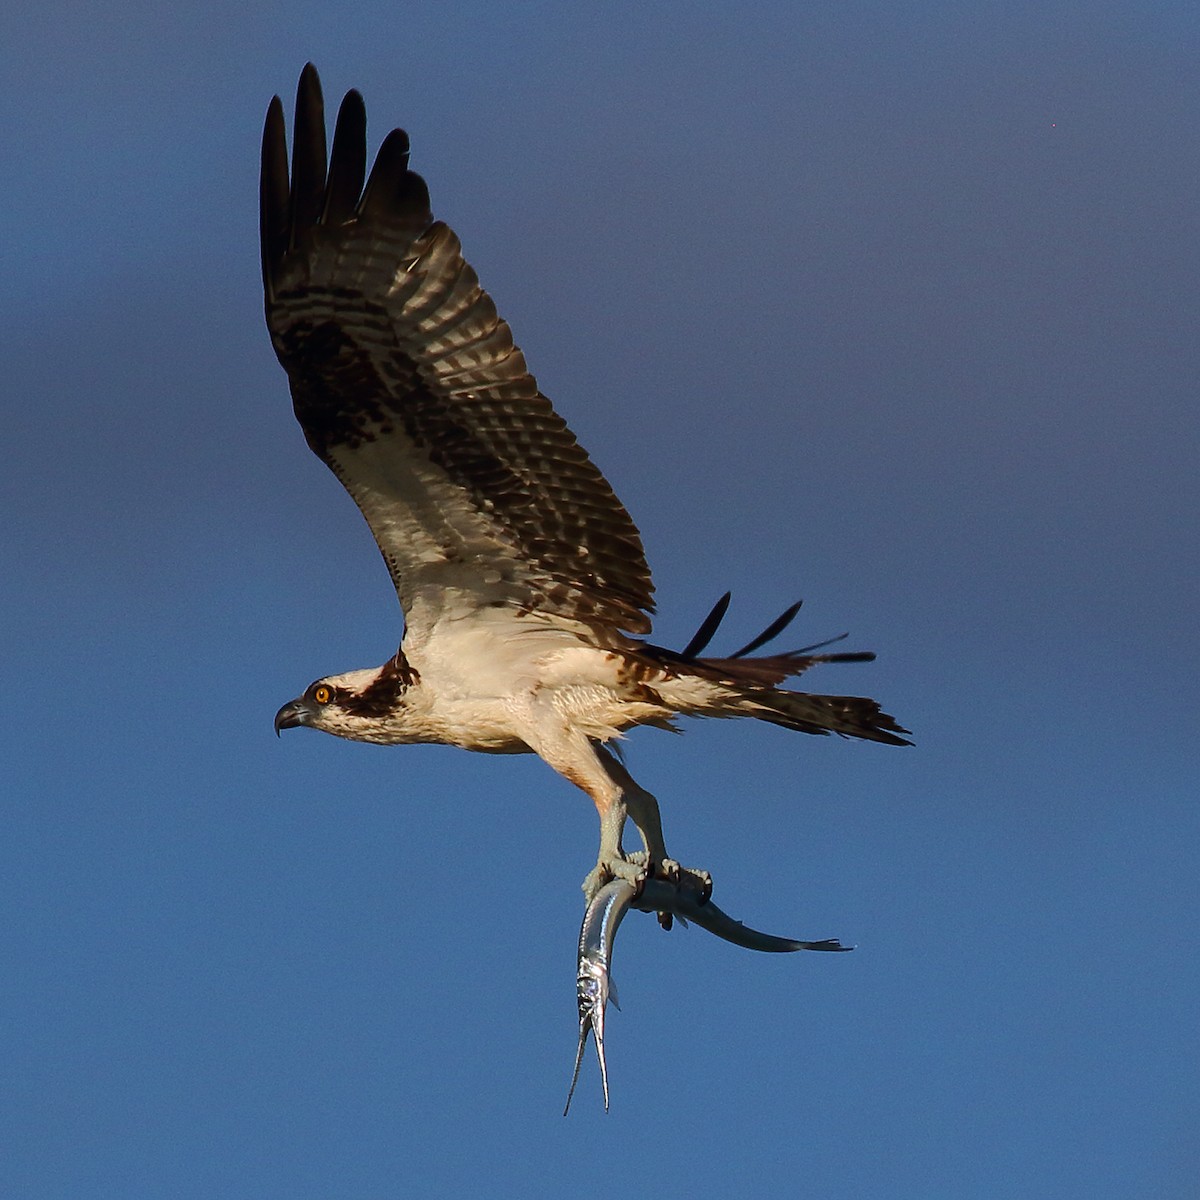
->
[535, 722, 710, 903]
[592, 745, 667, 868]
[579, 790, 639, 902]
[520, 715, 642, 902]
[593, 745, 713, 905]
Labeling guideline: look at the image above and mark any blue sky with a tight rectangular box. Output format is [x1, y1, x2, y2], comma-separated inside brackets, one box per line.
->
[4, 3, 1198, 1196]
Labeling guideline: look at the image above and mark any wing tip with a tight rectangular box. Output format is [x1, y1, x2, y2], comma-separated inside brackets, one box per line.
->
[260, 94, 290, 295]
[358, 126, 429, 223]
[264, 64, 432, 282]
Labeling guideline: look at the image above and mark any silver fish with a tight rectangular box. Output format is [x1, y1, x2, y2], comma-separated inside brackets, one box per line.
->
[564, 877, 852, 1113]
[564, 879, 636, 1115]
[632, 878, 854, 954]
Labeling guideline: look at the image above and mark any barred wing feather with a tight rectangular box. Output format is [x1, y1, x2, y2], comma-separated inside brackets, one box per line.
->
[260, 65, 654, 640]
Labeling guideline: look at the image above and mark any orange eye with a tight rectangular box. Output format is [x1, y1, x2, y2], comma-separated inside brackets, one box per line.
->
[313, 685, 332, 705]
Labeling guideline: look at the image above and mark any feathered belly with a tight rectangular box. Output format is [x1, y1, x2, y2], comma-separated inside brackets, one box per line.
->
[407, 642, 722, 752]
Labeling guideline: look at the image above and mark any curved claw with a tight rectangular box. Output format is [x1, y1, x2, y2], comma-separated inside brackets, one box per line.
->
[632, 878, 855, 953]
[563, 880, 637, 1115]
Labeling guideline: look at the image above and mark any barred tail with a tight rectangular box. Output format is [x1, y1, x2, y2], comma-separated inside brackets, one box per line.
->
[735, 686, 912, 746]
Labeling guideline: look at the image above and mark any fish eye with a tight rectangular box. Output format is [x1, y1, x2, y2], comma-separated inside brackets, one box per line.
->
[313, 684, 332, 705]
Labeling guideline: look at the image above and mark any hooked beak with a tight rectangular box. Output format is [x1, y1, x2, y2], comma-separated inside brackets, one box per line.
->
[273, 698, 310, 736]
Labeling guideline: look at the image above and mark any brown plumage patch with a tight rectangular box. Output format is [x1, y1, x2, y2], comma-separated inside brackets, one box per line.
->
[335, 651, 418, 718]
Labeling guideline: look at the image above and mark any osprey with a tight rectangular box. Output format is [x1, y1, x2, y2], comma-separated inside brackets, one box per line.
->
[265, 65, 909, 903]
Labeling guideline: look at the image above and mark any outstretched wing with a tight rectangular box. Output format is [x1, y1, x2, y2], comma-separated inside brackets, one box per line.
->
[261, 65, 654, 639]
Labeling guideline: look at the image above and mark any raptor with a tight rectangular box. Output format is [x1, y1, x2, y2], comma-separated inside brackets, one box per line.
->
[265, 65, 909, 905]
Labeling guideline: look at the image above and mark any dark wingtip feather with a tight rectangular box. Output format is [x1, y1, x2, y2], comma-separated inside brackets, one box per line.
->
[290, 63, 328, 246]
[730, 599, 804, 659]
[263, 69, 371, 296]
[323, 88, 368, 224]
[259, 95, 289, 295]
[680, 592, 731, 660]
[358, 127, 431, 224]
[788, 630, 848, 655]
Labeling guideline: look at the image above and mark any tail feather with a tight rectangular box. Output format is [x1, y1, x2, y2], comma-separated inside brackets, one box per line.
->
[693, 651, 912, 746]
[741, 687, 912, 746]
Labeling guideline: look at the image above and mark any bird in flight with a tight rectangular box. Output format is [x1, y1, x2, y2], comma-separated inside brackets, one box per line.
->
[264, 64, 909, 908]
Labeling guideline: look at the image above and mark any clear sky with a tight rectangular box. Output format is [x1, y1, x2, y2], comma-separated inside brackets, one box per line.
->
[4, 3, 1198, 1197]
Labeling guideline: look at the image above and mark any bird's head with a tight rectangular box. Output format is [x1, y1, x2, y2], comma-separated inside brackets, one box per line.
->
[274, 658, 417, 744]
